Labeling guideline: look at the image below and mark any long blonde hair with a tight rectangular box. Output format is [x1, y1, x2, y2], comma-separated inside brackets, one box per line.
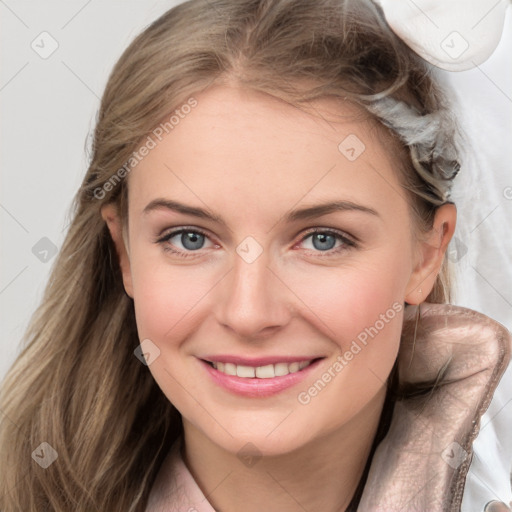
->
[0, 0, 461, 510]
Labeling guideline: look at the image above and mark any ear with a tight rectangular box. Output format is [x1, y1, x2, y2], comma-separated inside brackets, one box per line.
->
[101, 203, 134, 298]
[405, 203, 457, 305]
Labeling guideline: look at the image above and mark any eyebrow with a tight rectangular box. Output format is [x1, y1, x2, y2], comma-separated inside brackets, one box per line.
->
[142, 198, 380, 225]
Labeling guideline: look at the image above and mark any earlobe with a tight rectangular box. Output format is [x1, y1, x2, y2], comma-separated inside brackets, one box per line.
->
[100, 203, 134, 298]
[404, 203, 457, 305]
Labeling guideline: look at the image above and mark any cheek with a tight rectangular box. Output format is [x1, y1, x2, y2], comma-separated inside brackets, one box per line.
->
[283, 252, 408, 343]
[285, 263, 404, 435]
[129, 256, 217, 410]
[280, 255, 407, 404]
[129, 251, 215, 344]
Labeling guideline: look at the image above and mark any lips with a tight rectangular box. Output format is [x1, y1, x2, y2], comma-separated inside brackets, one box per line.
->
[198, 356, 326, 397]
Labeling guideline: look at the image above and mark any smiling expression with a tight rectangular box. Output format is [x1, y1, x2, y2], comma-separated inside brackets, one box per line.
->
[108, 83, 430, 455]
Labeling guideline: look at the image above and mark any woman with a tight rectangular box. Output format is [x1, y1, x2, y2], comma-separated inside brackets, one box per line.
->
[0, 0, 510, 510]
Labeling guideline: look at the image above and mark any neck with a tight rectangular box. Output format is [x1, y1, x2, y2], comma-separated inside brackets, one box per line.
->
[181, 386, 388, 512]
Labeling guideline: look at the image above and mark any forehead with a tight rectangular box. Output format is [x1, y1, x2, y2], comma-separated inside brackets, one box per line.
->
[127, 84, 409, 223]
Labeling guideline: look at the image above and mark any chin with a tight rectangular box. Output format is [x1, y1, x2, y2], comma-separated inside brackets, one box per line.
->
[204, 423, 316, 459]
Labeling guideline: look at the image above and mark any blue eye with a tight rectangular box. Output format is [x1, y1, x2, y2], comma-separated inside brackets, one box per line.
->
[175, 231, 205, 251]
[157, 228, 213, 258]
[299, 229, 355, 255]
[156, 227, 356, 259]
[306, 232, 336, 251]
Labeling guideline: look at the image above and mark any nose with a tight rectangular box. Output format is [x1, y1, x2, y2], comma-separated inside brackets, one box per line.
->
[214, 247, 292, 340]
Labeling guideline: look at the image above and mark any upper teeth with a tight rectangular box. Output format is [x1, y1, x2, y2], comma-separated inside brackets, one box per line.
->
[211, 360, 314, 378]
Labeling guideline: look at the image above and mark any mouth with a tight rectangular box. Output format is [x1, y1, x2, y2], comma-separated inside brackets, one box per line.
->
[201, 357, 325, 379]
[199, 356, 326, 398]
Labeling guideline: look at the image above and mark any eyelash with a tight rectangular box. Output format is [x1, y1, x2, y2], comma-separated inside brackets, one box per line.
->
[155, 226, 357, 259]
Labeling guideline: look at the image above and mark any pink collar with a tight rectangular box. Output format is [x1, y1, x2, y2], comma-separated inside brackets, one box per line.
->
[146, 435, 216, 512]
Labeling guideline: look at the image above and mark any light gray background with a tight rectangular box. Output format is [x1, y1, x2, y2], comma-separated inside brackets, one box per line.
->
[1, 0, 179, 380]
[1, 1, 511, 509]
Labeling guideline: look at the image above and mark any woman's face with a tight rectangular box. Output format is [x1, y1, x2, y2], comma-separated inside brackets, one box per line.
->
[104, 84, 449, 456]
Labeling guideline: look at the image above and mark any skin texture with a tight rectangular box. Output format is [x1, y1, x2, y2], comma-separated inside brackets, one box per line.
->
[102, 84, 456, 511]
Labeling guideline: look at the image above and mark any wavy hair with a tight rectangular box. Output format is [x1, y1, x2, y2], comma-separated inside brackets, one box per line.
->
[0, 0, 462, 510]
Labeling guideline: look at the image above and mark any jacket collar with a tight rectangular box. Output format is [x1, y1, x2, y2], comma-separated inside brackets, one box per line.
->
[359, 303, 511, 510]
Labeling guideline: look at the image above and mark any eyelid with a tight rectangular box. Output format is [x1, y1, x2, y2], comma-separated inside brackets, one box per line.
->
[156, 226, 218, 246]
[297, 226, 357, 246]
